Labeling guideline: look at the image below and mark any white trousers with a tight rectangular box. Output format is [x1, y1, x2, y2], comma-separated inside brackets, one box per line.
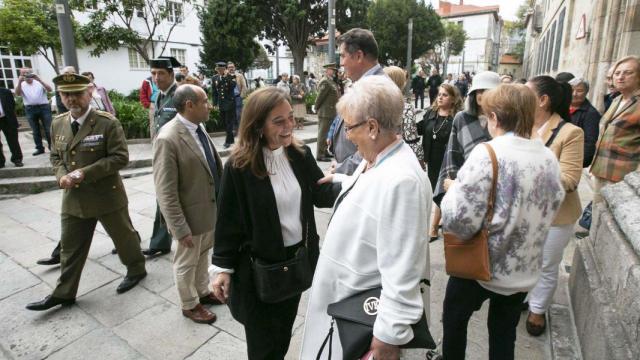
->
[528, 224, 573, 314]
[172, 229, 214, 310]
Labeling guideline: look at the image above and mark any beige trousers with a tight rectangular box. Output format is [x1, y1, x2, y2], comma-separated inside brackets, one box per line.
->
[172, 229, 214, 310]
[148, 103, 156, 138]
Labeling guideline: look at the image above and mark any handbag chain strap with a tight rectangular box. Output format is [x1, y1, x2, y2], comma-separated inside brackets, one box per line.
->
[316, 318, 334, 360]
[482, 143, 498, 228]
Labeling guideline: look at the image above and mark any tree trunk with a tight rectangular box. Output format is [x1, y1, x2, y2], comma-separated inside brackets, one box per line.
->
[291, 45, 306, 82]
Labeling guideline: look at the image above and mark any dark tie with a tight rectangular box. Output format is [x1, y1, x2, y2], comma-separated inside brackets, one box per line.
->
[71, 120, 79, 136]
[196, 126, 220, 195]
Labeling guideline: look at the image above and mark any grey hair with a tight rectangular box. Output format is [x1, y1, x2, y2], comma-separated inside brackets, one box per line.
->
[336, 75, 403, 131]
[174, 84, 202, 113]
[292, 74, 300, 82]
[568, 77, 590, 93]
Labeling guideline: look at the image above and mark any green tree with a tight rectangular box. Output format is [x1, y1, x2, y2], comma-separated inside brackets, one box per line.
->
[439, 20, 467, 75]
[0, 0, 81, 73]
[336, 0, 371, 33]
[73, 0, 193, 62]
[198, 0, 262, 72]
[366, 0, 444, 66]
[503, 1, 534, 60]
[248, 0, 325, 79]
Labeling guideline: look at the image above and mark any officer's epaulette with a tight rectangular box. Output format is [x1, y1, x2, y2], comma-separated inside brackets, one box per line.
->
[54, 111, 69, 120]
[95, 109, 117, 120]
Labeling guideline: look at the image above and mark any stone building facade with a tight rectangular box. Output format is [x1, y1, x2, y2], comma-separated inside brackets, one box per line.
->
[522, 0, 640, 112]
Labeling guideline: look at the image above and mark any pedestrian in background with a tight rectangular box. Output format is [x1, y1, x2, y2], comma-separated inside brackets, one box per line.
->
[227, 62, 247, 134]
[568, 77, 600, 167]
[385, 66, 423, 163]
[139, 75, 159, 137]
[412, 70, 427, 109]
[314, 63, 339, 161]
[455, 74, 469, 99]
[15, 67, 53, 156]
[212, 61, 238, 148]
[289, 74, 306, 130]
[81, 71, 115, 115]
[417, 83, 463, 240]
[427, 68, 443, 107]
[210, 87, 338, 359]
[525, 76, 584, 337]
[603, 65, 621, 112]
[0, 86, 23, 168]
[440, 84, 564, 360]
[276, 73, 291, 95]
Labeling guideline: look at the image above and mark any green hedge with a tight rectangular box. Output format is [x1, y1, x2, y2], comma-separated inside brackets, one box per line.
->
[304, 92, 317, 113]
[112, 99, 149, 139]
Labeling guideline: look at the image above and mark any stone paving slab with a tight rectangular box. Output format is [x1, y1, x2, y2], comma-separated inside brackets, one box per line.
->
[0, 283, 100, 360]
[185, 331, 248, 360]
[31, 259, 121, 298]
[113, 302, 219, 359]
[0, 253, 41, 301]
[45, 328, 145, 360]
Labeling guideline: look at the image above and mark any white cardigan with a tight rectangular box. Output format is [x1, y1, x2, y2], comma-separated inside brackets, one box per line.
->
[300, 142, 431, 359]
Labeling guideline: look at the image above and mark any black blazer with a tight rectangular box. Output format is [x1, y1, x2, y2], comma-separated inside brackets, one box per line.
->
[212, 144, 340, 323]
[0, 88, 19, 128]
[570, 99, 600, 167]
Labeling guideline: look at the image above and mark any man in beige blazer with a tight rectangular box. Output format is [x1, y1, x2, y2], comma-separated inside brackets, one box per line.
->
[153, 84, 223, 324]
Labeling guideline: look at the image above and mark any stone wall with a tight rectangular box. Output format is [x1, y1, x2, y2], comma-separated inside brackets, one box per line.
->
[569, 171, 640, 360]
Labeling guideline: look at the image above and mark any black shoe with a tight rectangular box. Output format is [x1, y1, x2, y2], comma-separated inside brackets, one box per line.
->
[111, 248, 117, 254]
[116, 272, 147, 294]
[36, 256, 60, 266]
[32, 150, 45, 156]
[13, 161, 24, 167]
[26, 295, 75, 311]
[141, 248, 170, 257]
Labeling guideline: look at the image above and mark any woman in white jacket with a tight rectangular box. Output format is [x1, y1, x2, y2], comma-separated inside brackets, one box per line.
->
[300, 75, 431, 360]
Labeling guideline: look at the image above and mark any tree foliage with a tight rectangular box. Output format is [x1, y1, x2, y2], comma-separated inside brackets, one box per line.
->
[503, 1, 533, 60]
[366, 0, 444, 66]
[72, 0, 193, 62]
[438, 20, 467, 74]
[0, 0, 81, 73]
[335, 0, 371, 34]
[198, 0, 263, 73]
[248, 0, 326, 79]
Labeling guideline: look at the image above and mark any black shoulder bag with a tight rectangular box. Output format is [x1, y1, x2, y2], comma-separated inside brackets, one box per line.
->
[316, 285, 436, 359]
[251, 221, 313, 304]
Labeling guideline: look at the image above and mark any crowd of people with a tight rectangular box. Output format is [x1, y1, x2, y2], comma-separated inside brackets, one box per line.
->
[0, 23, 638, 360]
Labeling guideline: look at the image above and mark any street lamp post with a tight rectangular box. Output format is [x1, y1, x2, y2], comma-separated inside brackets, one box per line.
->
[54, 0, 79, 71]
[328, 0, 336, 64]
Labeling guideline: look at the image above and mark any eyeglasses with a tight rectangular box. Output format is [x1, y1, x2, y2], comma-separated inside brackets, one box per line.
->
[344, 120, 368, 133]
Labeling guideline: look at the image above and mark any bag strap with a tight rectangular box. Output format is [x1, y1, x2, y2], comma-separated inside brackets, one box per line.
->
[316, 318, 334, 360]
[544, 120, 567, 147]
[482, 143, 498, 225]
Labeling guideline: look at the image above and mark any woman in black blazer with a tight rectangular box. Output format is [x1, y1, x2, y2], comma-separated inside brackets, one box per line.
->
[210, 87, 339, 360]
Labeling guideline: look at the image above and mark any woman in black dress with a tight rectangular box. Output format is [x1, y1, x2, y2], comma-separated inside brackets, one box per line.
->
[417, 83, 463, 239]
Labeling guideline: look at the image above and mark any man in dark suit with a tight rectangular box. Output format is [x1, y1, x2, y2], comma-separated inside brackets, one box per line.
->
[0, 88, 24, 168]
[211, 61, 237, 148]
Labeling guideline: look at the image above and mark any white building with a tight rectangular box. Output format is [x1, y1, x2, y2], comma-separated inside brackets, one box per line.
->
[436, 0, 502, 75]
[1, 0, 205, 95]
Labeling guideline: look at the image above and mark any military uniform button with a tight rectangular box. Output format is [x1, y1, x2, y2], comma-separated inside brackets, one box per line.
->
[71, 161, 76, 165]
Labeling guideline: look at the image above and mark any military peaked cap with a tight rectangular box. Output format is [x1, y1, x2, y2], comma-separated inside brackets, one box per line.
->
[53, 73, 91, 92]
[150, 56, 181, 69]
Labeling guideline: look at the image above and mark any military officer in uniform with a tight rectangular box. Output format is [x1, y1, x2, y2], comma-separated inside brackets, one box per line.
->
[211, 61, 236, 148]
[142, 57, 180, 257]
[26, 74, 147, 311]
[314, 63, 339, 161]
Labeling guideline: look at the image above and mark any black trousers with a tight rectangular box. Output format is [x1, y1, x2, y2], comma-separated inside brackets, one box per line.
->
[220, 108, 235, 145]
[414, 92, 425, 109]
[442, 277, 527, 360]
[429, 89, 439, 107]
[244, 294, 301, 360]
[0, 118, 22, 165]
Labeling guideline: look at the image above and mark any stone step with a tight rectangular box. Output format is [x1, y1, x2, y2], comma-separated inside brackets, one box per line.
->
[0, 167, 153, 195]
[0, 158, 153, 178]
[549, 304, 582, 360]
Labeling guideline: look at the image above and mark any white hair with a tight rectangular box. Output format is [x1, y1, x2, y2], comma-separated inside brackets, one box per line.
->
[336, 75, 404, 130]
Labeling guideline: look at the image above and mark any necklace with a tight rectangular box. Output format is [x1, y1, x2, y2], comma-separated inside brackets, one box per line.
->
[432, 115, 449, 139]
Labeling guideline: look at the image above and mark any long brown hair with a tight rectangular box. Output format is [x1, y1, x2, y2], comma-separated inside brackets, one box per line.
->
[231, 87, 304, 178]
[431, 83, 463, 115]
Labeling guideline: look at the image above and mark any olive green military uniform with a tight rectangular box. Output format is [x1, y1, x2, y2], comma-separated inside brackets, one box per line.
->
[148, 82, 178, 251]
[314, 75, 339, 158]
[50, 108, 146, 299]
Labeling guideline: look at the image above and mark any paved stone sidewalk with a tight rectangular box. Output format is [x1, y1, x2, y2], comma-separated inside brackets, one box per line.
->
[0, 133, 574, 360]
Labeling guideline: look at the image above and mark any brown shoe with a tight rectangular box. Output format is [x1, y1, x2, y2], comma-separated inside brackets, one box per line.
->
[199, 293, 224, 305]
[182, 304, 217, 324]
[526, 311, 546, 336]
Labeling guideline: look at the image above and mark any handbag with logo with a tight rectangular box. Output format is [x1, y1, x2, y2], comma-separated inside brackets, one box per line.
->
[316, 286, 436, 359]
[443, 142, 497, 282]
[251, 222, 313, 304]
